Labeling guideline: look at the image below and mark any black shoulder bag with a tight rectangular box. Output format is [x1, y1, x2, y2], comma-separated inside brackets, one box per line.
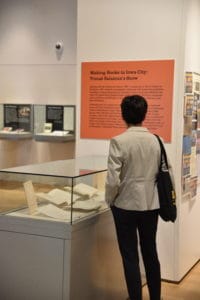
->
[154, 135, 177, 222]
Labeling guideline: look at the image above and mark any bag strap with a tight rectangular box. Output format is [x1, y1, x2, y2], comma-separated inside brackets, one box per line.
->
[154, 134, 169, 170]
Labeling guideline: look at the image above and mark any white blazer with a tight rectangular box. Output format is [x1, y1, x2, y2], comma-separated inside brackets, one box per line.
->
[105, 126, 162, 211]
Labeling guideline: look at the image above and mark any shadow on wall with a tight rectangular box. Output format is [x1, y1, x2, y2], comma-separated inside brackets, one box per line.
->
[0, 140, 75, 169]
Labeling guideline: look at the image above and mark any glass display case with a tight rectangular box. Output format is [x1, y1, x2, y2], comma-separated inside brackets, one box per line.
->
[34, 104, 75, 142]
[0, 156, 108, 224]
[0, 156, 129, 300]
[0, 103, 33, 140]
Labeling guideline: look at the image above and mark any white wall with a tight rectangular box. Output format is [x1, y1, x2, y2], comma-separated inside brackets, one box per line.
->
[76, 0, 185, 159]
[0, 0, 77, 168]
[178, 0, 200, 280]
[184, 0, 200, 72]
[76, 0, 198, 281]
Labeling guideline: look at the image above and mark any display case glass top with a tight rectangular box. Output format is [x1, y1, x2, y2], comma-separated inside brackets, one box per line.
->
[0, 156, 108, 224]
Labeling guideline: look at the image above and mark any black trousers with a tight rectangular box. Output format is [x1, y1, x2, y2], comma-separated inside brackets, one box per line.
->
[111, 206, 161, 300]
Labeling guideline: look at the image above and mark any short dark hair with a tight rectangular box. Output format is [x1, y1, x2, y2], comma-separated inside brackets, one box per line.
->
[121, 95, 148, 125]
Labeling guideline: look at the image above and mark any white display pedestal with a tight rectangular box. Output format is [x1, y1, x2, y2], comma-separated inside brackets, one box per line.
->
[0, 210, 128, 300]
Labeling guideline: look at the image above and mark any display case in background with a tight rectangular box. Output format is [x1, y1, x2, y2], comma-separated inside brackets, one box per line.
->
[34, 104, 75, 142]
[0, 103, 33, 140]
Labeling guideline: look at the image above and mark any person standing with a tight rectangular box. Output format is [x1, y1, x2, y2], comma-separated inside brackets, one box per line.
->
[105, 95, 164, 300]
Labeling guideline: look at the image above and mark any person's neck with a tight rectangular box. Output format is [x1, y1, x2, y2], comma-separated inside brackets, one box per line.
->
[128, 123, 142, 128]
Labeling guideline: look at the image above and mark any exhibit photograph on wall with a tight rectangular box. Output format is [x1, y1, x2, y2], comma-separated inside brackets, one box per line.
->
[81, 60, 175, 142]
[182, 72, 200, 201]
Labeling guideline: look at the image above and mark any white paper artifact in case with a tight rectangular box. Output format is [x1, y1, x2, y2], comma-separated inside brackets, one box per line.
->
[72, 199, 101, 211]
[36, 188, 81, 205]
[38, 204, 68, 220]
[23, 181, 38, 215]
[64, 183, 98, 198]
